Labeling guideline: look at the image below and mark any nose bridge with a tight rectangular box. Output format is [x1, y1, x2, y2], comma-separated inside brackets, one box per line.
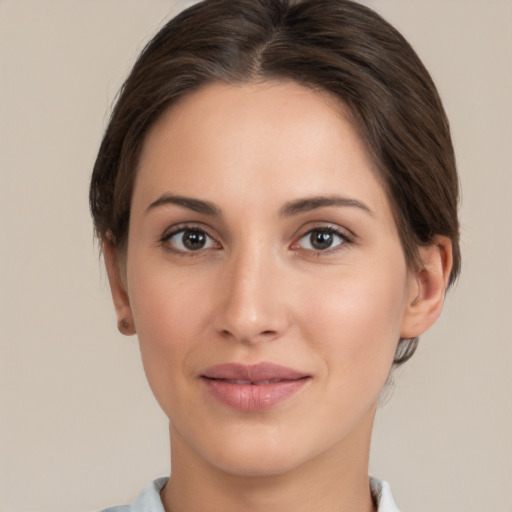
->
[215, 238, 286, 342]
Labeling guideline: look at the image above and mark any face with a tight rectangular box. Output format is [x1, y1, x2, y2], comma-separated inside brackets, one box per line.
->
[108, 81, 436, 478]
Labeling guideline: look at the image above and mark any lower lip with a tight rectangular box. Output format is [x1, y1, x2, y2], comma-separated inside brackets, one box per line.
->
[202, 378, 309, 411]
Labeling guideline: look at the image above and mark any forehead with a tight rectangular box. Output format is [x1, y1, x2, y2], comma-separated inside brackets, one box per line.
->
[133, 80, 391, 220]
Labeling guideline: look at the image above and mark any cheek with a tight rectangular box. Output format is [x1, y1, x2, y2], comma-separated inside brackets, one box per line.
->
[298, 262, 408, 380]
[128, 256, 212, 339]
[126, 264, 210, 406]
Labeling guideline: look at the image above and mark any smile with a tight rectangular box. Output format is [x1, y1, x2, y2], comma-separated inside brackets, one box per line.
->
[201, 363, 311, 411]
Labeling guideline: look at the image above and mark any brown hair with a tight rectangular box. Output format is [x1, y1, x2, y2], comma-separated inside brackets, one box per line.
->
[90, 0, 460, 364]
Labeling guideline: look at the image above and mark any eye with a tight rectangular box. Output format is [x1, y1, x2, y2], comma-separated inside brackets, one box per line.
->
[163, 228, 217, 252]
[296, 228, 347, 252]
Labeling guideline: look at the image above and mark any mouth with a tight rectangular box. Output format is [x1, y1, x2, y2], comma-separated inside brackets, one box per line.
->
[200, 362, 311, 411]
[207, 378, 298, 385]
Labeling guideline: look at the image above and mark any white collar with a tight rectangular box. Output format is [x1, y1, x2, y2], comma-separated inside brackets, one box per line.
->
[102, 476, 400, 512]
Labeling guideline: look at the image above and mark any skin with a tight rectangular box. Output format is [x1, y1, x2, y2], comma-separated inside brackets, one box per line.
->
[105, 81, 452, 512]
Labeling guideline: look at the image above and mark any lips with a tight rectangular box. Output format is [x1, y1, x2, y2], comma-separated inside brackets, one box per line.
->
[200, 362, 310, 411]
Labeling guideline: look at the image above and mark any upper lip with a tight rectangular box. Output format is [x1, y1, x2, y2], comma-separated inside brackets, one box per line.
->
[201, 362, 310, 382]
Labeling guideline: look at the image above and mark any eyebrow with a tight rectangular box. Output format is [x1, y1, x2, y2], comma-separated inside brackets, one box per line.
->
[145, 193, 372, 218]
[280, 196, 373, 217]
[145, 194, 221, 216]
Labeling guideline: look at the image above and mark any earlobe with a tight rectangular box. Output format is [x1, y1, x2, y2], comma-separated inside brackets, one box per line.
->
[400, 236, 453, 339]
[103, 241, 136, 336]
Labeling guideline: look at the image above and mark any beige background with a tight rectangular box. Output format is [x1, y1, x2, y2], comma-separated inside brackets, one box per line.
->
[1, 1, 511, 511]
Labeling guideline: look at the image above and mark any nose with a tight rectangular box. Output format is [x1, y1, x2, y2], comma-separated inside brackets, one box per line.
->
[213, 244, 290, 344]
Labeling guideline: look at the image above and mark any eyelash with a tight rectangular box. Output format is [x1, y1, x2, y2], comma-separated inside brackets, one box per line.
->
[158, 224, 353, 256]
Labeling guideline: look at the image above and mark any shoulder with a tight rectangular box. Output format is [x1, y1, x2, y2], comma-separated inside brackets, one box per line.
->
[99, 477, 169, 512]
[370, 476, 401, 512]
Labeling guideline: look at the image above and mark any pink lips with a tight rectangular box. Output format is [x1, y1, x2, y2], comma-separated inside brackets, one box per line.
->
[201, 362, 310, 411]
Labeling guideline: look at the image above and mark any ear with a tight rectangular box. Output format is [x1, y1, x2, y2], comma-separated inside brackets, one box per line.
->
[103, 241, 136, 336]
[400, 236, 453, 339]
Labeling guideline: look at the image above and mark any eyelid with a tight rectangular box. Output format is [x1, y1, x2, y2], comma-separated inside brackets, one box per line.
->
[160, 223, 201, 241]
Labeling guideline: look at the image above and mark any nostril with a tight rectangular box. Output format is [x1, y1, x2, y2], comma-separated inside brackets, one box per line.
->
[219, 328, 278, 343]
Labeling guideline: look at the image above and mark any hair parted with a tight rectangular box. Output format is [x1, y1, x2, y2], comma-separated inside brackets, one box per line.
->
[90, 0, 460, 365]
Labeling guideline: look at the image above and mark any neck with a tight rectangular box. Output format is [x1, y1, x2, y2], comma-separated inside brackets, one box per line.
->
[161, 409, 377, 512]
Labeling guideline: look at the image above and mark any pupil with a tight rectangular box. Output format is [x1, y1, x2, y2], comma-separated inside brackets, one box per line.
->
[311, 231, 333, 250]
[183, 230, 206, 250]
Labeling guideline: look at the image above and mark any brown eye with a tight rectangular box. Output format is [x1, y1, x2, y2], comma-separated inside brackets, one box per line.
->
[166, 228, 216, 252]
[298, 228, 345, 251]
[182, 230, 207, 250]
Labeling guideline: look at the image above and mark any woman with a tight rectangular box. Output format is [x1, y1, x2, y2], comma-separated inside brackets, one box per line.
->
[90, 0, 460, 510]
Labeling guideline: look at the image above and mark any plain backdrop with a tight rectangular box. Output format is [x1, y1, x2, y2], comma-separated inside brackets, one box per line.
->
[1, 1, 511, 511]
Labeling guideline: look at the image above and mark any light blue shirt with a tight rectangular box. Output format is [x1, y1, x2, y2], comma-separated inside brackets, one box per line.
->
[100, 476, 400, 511]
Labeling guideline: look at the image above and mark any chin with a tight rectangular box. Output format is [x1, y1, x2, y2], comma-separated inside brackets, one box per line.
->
[209, 449, 305, 478]
[183, 423, 310, 478]
[168, 404, 313, 479]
